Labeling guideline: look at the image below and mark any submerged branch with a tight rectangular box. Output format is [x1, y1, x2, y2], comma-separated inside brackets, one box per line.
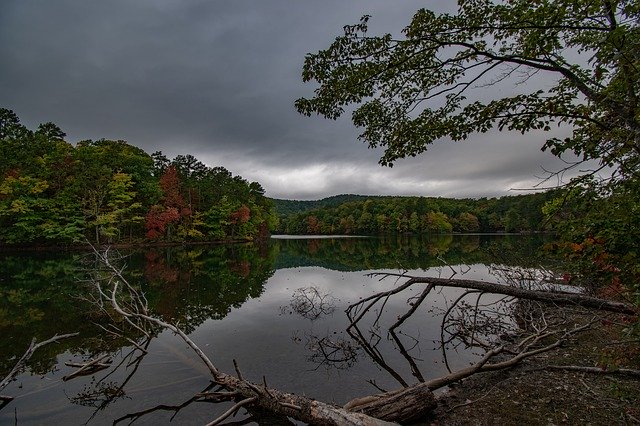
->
[89, 246, 636, 425]
[94, 247, 399, 425]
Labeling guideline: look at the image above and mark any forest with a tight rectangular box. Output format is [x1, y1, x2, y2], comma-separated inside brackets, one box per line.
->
[2, 106, 569, 247]
[0, 108, 277, 246]
[274, 192, 557, 235]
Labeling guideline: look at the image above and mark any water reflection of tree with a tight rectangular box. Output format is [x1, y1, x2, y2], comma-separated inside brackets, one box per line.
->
[293, 262, 624, 398]
[67, 337, 153, 422]
[0, 235, 550, 377]
[0, 254, 94, 375]
[62, 244, 278, 421]
[285, 286, 336, 320]
[139, 244, 276, 333]
[0, 243, 276, 392]
[273, 234, 551, 272]
[283, 286, 359, 370]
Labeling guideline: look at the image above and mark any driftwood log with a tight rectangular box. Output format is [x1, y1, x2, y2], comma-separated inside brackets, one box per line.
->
[353, 273, 637, 317]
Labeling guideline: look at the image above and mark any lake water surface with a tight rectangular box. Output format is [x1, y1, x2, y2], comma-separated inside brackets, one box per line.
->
[1, 235, 550, 425]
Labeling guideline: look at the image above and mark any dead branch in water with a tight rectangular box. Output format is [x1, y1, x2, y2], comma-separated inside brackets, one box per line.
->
[63, 354, 112, 381]
[352, 273, 636, 317]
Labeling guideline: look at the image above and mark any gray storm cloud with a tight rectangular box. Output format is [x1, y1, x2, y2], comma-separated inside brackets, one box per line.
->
[0, 0, 588, 200]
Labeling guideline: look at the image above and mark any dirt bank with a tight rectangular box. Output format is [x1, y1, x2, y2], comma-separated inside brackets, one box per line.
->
[431, 313, 640, 425]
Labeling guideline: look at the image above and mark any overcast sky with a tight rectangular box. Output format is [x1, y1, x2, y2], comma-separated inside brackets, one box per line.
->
[0, 1, 586, 200]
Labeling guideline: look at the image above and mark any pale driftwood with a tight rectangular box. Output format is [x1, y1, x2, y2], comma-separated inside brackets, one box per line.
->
[205, 396, 257, 426]
[343, 382, 437, 423]
[63, 354, 112, 381]
[367, 273, 637, 316]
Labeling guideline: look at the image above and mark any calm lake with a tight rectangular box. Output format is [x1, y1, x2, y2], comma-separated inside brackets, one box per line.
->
[1, 235, 550, 425]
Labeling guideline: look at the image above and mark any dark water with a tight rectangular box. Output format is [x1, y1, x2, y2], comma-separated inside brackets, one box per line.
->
[0, 235, 550, 425]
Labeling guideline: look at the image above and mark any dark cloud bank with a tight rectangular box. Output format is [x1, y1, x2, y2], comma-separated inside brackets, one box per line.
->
[0, 1, 588, 200]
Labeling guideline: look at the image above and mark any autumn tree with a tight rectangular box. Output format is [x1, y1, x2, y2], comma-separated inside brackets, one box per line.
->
[454, 212, 480, 233]
[306, 215, 321, 234]
[145, 166, 189, 241]
[0, 109, 276, 245]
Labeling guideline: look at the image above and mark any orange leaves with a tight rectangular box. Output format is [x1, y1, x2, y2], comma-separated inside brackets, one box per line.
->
[159, 166, 186, 211]
[230, 205, 251, 225]
[145, 206, 181, 240]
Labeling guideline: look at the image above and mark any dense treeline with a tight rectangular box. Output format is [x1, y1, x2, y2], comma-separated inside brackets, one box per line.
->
[272, 194, 372, 216]
[0, 108, 277, 245]
[275, 191, 557, 235]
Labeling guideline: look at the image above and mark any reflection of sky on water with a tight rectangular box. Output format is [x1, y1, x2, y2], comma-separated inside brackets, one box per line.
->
[3, 263, 509, 425]
[190, 264, 499, 404]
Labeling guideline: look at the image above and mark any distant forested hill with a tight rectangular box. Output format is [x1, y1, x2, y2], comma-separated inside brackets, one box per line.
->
[271, 194, 375, 216]
[272, 191, 558, 235]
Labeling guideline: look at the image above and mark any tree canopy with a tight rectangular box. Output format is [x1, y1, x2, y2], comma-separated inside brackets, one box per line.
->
[296, 0, 640, 182]
[274, 192, 555, 235]
[0, 108, 277, 245]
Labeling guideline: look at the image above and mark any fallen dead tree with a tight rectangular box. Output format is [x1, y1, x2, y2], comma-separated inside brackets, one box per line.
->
[89, 248, 637, 425]
[347, 273, 637, 323]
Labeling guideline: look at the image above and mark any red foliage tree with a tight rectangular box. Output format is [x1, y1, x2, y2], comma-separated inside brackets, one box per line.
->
[230, 204, 251, 224]
[306, 215, 320, 234]
[159, 166, 190, 216]
[145, 166, 190, 240]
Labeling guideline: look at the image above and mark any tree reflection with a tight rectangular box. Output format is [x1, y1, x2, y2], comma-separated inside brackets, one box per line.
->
[0, 242, 276, 400]
[305, 334, 360, 370]
[300, 262, 570, 391]
[285, 287, 336, 321]
[283, 286, 358, 370]
[1, 235, 562, 422]
[274, 234, 550, 272]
